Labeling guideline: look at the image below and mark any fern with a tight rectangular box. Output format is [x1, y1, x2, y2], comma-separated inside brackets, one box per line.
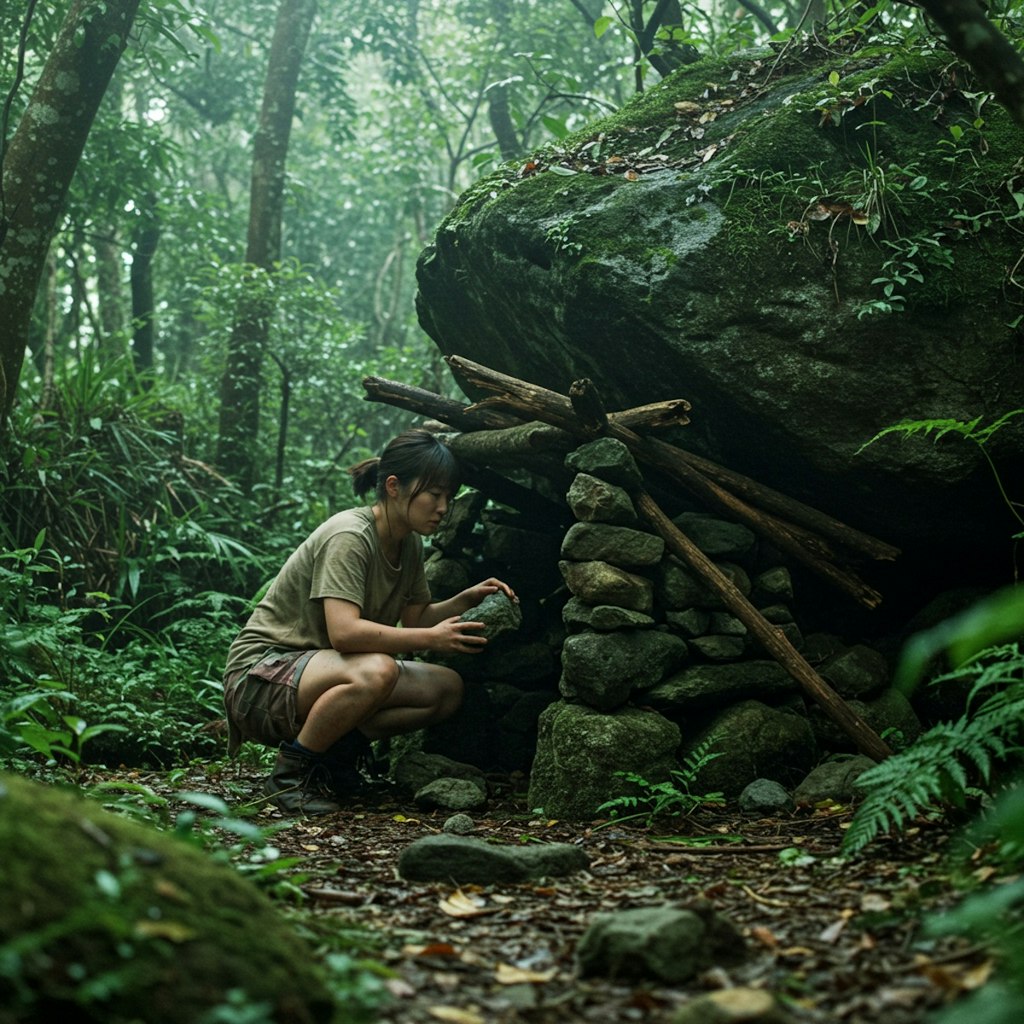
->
[842, 643, 1024, 857]
[595, 737, 724, 828]
[857, 410, 1024, 535]
[857, 410, 1024, 451]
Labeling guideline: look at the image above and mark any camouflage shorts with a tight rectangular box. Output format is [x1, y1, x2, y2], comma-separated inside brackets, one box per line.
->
[223, 649, 317, 756]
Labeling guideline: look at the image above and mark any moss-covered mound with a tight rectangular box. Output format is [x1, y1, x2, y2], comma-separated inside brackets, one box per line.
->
[0, 773, 333, 1024]
[416, 42, 1024, 579]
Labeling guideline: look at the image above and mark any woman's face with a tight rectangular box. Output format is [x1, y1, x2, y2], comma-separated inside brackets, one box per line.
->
[399, 479, 451, 535]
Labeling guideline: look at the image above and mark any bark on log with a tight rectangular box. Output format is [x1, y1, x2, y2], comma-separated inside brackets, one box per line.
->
[569, 377, 609, 435]
[670, 447, 899, 562]
[445, 422, 573, 475]
[362, 376, 521, 431]
[609, 398, 691, 431]
[446, 355, 885, 608]
[635, 490, 892, 763]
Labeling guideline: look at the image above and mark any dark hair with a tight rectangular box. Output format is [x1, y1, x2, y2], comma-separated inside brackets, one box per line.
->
[348, 428, 461, 502]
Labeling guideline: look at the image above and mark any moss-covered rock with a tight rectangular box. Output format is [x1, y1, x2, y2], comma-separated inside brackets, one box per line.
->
[416, 43, 1024, 573]
[0, 773, 334, 1024]
[528, 701, 681, 819]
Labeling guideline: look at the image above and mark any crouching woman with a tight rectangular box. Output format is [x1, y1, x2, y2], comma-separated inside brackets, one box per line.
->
[222, 428, 516, 815]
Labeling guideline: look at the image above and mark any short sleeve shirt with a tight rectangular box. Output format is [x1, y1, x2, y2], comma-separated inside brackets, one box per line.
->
[223, 505, 431, 678]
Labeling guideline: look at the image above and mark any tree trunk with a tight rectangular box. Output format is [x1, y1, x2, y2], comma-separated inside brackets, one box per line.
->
[916, 0, 1024, 126]
[95, 233, 128, 363]
[0, 0, 141, 424]
[130, 194, 161, 373]
[215, 0, 316, 490]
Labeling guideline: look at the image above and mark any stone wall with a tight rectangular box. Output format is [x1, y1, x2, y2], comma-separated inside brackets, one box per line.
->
[419, 438, 923, 819]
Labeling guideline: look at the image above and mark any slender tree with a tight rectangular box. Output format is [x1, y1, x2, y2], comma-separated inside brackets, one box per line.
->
[215, 0, 317, 489]
[0, 0, 141, 424]
[915, 0, 1024, 125]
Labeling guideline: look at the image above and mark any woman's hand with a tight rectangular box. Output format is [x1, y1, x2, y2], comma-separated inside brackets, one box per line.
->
[460, 577, 518, 610]
[430, 615, 488, 654]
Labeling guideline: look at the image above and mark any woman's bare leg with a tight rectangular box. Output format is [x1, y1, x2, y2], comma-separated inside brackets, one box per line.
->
[294, 650, 400, 751]
[357, 661, 463, 740]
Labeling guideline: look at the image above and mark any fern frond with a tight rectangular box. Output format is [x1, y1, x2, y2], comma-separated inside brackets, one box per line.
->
[856, 416, 983, 455]
[967, 408, 1024, 446]
[844, 641, 1024, 856]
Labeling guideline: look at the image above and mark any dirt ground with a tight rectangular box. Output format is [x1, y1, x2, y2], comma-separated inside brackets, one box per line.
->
[131, 761, 995, 1024]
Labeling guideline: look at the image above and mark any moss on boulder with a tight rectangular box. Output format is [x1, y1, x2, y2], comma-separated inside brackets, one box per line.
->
[416, 43, 1024, 574]
[0, 773, 334, 1023]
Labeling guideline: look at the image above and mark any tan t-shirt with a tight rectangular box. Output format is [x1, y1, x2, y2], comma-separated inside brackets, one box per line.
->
[223, 505, 431, 678]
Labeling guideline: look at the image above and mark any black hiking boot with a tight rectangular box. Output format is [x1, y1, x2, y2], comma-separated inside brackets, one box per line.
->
[322, 732, 394, 801]
[262, 744, 342, 816]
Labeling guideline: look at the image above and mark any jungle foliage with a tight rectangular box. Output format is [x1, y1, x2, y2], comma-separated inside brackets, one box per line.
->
[2, 2, 1024, 1021]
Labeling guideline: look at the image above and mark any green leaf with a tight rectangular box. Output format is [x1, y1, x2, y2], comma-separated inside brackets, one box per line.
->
[594, 15, 614, 39]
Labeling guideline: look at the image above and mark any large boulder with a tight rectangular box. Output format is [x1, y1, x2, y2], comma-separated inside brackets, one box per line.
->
[0, 773, 333, 1023]
[416, 44, 1024, 589]
[529, 701, 681, 819]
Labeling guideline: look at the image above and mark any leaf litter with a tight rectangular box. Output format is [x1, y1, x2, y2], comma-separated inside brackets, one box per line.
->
[92, 765, 995, 1023]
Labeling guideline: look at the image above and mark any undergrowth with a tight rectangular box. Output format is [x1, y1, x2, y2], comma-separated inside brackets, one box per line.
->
[595, 738, 724, 828]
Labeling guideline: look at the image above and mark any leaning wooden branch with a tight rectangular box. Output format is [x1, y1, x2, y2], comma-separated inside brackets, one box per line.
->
[635, 490, 892, 762]
[362, 376, 521, 431]
[445, 356, 887, 608]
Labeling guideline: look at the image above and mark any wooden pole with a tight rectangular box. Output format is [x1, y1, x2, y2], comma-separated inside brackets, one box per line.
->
[445, 355, 886, 608]
[635, 490, 892, 762]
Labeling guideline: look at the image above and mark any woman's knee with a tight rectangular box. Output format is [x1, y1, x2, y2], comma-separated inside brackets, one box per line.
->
[357, 653, 401, 699]
[438, 667, 464, 714]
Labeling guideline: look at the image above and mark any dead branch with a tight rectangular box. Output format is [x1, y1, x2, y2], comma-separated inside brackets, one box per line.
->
[635, 489, 892, 762]
[445, 355, 886, 608]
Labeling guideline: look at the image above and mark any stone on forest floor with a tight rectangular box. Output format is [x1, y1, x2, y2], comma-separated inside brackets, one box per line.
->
[392, 750, 488, 796]
[739, 778, 795, 815]
[397, 834, 589, 884]
[442, 812, 476, 834]
[794, 755, 878, 806]
[576, 901, 745, 984]
[414, 777, 488, 812]
[672, 988, 796, 1024]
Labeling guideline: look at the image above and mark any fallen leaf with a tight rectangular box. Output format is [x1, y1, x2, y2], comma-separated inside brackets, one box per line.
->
[625, 169, 639, 181]
[427, 1007, 485, 1024]
[860, 893, 891, 913]
[917, 955, 994, 992]
[750, 925, 778, 949]
[439, 889, 495, 918]
[153, 879, 190, 904]
[385, 978, 416, 998]
[674, 101, 702, 117]
[401, 942, 459, 959]
[134, 919, 196, 943]
[495, 962, 558, 985]
[818, 916, 849, 944]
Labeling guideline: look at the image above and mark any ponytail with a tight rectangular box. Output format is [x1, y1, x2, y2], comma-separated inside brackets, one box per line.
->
[348, 429, 460, 502]
[347, 457, 381, 499]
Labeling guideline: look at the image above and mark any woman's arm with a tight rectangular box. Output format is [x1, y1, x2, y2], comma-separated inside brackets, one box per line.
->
[324, 597, 487, 656]
[405, 577, 518, 629]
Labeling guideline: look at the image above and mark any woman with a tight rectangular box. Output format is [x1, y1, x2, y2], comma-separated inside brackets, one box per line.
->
[222, 428, 516, 815]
